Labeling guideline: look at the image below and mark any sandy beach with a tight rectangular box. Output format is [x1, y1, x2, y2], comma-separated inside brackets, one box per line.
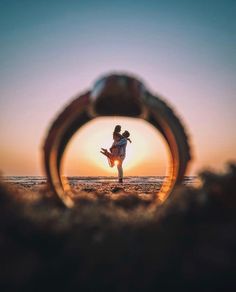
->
[1, 176, 197, 207]
[0, 166, 236, 291]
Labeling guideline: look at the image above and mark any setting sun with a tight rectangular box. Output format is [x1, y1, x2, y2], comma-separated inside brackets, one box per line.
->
[114, 160, 119, 167]
[62, 117, 169, 176]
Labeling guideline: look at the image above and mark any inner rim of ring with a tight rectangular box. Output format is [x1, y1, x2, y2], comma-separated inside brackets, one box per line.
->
[54, 119, 175, 207]
[44, 112, 179, 208]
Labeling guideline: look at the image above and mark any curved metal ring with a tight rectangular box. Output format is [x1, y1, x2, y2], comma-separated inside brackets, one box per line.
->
[43, 73, 191, 208]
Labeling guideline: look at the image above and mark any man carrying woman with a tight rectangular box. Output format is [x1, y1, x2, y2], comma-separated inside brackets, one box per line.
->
[101, 125, 131, 183]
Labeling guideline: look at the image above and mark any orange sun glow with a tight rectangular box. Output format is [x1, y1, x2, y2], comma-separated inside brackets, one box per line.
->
[62, 117, 169, 176]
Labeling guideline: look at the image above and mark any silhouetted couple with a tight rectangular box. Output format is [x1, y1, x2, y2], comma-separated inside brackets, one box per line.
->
[101, 125, 131, 183]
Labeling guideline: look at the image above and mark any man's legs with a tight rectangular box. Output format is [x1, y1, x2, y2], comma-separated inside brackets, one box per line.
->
[117, 158, 124, 183]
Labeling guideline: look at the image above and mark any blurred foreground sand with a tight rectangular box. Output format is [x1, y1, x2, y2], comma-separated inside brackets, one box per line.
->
[0, 166, 235, 291]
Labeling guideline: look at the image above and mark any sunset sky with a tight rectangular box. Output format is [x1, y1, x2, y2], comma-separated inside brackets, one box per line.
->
[63, 117, 169, 176]
[0, 0, 235, 176]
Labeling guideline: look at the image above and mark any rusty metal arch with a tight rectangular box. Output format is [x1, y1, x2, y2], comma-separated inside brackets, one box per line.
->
[43, 73, 191, 208]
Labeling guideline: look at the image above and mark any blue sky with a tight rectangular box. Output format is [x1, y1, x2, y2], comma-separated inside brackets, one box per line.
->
[0, 0, 235, 175]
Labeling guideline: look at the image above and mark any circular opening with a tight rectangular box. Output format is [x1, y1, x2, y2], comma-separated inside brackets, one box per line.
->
[61, 117, 170, 204]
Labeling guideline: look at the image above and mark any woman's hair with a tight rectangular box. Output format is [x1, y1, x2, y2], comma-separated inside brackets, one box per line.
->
[114, 125, 121, 133]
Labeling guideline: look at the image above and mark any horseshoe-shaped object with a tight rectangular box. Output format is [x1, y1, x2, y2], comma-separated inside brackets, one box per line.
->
[43, 73, 191, 208]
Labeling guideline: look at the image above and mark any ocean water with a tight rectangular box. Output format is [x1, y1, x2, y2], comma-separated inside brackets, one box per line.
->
[0, 176, 198, 186]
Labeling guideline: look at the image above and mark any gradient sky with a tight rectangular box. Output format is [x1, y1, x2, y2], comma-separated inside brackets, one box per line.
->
[0, 0, 235, 176]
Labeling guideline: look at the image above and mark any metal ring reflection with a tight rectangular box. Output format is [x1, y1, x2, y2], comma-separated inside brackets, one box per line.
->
[43, 73, 191, 208]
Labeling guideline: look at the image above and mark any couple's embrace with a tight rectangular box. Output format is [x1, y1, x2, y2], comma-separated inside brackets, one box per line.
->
[100, 125, 131, 183]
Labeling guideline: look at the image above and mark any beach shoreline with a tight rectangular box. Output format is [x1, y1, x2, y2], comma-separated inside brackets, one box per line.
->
[0, 175, 198, 206]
